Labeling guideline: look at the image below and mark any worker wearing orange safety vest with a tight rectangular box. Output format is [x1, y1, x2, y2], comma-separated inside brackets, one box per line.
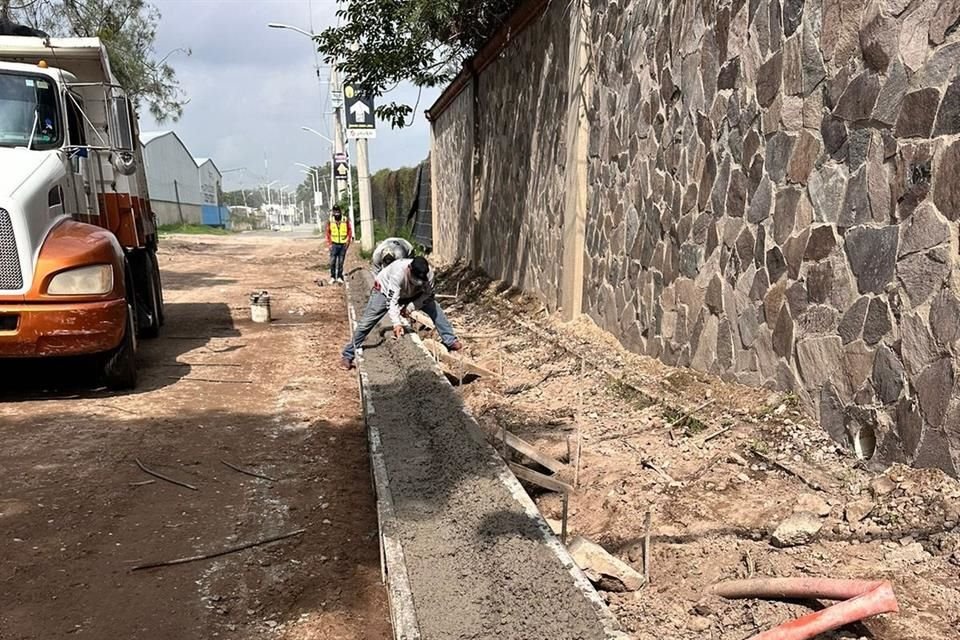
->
[325, 205, 352, 284]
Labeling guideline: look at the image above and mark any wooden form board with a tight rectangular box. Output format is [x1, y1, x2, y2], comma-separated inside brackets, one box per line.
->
[508, 462, 574, 495]
[493, 427, 565, 474]
[421, 338, 499, 379]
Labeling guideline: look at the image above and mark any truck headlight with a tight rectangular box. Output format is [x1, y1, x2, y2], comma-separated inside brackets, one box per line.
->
[47, 264, 114, 295]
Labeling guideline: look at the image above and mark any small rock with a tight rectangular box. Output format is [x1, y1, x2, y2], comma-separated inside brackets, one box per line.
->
[885, 542, 931, 564]
[728, 453, 749, 466]
[265, 620, 278, 628]
[736, 473, 751, 483]
[870, 476, 897, 498]
[771, 511, 824, 547]
[951, 550, 960, 567]
[687, 616, 712, 632]
[569, 535, 646, 592]
[845, 499, 876, 524]
[794, 493, 832, 517]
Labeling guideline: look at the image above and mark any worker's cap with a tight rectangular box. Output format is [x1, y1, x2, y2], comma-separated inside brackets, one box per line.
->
[410, 256, 430, 283]
[331, 205, 342, 214]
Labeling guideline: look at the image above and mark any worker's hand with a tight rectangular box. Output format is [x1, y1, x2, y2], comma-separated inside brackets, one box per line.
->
[392, 325, 405, 339]
[399, 306, 411, 318]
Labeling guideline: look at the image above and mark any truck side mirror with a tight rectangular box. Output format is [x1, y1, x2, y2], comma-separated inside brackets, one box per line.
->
[113, 95, 134, 152]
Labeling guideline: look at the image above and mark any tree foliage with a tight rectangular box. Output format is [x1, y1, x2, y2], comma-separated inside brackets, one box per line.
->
[315, 0, 519, 128]
[2, 0, 188, 121]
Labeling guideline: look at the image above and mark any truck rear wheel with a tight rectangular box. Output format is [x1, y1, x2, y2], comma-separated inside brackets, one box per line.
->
[135, 251, 162, 339]
[150, 251, 165, 327]
[102, 303, 138, 390]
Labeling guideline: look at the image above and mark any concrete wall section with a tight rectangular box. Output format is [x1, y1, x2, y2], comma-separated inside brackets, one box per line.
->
[152, 201, 201, 226]
[472, 3, 571, 308]
[431, 87, 475, 266]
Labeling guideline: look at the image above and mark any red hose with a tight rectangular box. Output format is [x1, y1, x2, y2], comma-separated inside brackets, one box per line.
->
[710, 578, 899, 640]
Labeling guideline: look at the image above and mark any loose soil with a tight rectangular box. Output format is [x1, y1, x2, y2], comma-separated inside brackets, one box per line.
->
[344, 267, 614, 640]
[0, 233, 391, 640]
[425, 263, 960, 640]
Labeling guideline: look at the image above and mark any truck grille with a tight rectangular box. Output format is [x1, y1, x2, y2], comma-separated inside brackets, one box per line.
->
[0, 209, 23, 290]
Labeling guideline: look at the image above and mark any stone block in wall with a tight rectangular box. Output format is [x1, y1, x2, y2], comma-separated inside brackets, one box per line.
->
[844, 226, 899, 294]
[934, 75, 960, 136]
[859, 1, 899, 72]
[898, 246, 951, 307]
[899, 0, 937, 71]
[915, 358, 955, 429]
[932, 140, 960, 220]
[895, 88, 941, 138]
[901, 311, 940, 377]
[874, 58, 909, 125]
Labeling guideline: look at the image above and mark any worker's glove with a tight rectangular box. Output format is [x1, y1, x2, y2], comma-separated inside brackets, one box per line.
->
[400, 304, 412, 318]
[393, 325, 405, 339]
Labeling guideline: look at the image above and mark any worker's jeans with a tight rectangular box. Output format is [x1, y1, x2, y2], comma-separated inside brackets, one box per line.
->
[329, 243, 347, 279]
[342, 290, 457, 361]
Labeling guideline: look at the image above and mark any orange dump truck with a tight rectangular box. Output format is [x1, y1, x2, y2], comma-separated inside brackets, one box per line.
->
[0, 33, 163, 389]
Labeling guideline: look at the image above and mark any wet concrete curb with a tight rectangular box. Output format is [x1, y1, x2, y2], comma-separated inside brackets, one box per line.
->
[344, 275, 627, 640]
[345, 280, 421, 640]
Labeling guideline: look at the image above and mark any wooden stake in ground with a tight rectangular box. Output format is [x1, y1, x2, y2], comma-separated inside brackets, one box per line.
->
[642, 511, 652, 584]
[131, 528, 306, 571]
[135, 458, 198, 491]
[574, 356, 585, 489]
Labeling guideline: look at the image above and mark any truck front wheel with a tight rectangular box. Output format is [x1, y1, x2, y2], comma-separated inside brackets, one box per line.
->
[102, 303, 138, 390]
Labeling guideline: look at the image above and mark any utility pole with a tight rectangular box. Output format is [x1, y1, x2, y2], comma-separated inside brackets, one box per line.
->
[356, 139, 374, 252]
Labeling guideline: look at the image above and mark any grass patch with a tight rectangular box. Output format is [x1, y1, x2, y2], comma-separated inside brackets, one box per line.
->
[158, 223, 231, 236]
[606, 378, 656, 409]
[663, 405, 708, 435]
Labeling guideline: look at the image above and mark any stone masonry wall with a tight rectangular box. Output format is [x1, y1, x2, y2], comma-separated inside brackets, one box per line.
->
[583, 0, 960, 474]
[431, 0, 960, 475]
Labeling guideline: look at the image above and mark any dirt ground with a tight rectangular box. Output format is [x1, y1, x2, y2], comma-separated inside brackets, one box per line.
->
[427, 264, 960, 640]
[0, 233, 391, 640]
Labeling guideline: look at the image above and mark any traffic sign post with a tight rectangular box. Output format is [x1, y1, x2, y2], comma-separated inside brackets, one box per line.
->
[344, 84, 376, 139]
[334, 154, 349, 183]
[342, 83, 376, 251]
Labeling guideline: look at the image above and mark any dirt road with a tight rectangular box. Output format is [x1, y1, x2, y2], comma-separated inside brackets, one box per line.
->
[0, 233, 391, 640]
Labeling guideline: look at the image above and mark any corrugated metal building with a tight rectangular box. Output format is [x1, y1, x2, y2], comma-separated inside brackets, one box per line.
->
[195, 158, 230, 227]
[140, 131, 204, 225]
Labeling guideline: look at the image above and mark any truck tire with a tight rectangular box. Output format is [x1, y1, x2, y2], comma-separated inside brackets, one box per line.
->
[150, 251, 165, 327]
[138, 252, 162, 339]
[102, 303, 138, 390]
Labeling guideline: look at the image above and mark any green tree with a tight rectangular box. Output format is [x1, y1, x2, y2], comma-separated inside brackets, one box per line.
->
[315, 0, 519, 128]
[3, 0, 188, 121]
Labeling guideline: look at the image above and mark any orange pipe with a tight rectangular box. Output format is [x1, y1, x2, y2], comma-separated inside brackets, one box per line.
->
[711, 578, 899, 640]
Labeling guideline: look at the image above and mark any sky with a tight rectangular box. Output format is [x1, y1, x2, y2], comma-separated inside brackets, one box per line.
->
[144, 0, 440, 191]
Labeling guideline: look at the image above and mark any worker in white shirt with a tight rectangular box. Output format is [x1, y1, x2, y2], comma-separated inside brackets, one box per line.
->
[341, 256, 461, 369]
[371, 236, 414, 274]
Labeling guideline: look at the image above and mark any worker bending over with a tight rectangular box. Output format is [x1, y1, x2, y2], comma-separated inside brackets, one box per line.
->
[326, 206, 351, 284]
[371, 236, 414, 274]
[341, 256, 461, 369]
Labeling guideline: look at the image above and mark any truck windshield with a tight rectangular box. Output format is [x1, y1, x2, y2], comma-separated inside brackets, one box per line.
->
[0, 72, 60, 150]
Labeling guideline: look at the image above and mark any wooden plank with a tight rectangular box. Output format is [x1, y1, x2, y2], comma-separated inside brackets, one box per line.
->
[422, 339, 499, 379]
[508, 462, 573, 494]
[409, 310, 435, 331]
[493, 427, 565, 474]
